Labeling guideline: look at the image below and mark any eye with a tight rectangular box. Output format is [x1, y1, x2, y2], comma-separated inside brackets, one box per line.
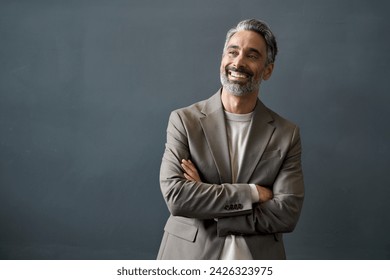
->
[227, 50, 238, 56]
[248, 54, 259, 59]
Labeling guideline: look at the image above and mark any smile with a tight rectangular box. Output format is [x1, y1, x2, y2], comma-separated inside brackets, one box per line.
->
[229, 70, 249, 79]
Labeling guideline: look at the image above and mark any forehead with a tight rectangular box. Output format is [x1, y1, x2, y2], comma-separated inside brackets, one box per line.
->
[227, 30, 266, 52]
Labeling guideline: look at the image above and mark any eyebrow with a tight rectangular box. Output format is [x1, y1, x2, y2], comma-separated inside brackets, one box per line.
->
[227, 45, 262, 56]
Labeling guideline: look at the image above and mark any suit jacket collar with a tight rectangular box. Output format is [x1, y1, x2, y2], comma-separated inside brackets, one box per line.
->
[236, 99, 275, 183]
[199, 90, 275, 184]
[199, 91, 232, 183]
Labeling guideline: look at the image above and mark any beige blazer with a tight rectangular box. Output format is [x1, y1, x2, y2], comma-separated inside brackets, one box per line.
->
[157, 90, 304, 260]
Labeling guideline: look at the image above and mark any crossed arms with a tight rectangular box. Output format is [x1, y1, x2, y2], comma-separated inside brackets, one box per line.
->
[160, 110, 304, 236]
[181, 159, 273, 203]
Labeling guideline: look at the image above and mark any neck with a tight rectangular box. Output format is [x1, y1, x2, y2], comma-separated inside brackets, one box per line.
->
[221, 88, 258, 114]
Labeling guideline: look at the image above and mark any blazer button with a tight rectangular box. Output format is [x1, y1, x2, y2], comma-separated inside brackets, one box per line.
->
[238, 204, 243, 209]
[224, 205, 230, 210]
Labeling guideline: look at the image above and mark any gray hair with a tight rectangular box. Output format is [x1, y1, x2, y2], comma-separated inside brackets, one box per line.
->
[223, 19, 278, 65]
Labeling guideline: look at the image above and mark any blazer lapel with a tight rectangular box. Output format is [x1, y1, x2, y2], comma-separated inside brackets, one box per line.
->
[236, 100, 275, 183]
[199, 92, 232, 184]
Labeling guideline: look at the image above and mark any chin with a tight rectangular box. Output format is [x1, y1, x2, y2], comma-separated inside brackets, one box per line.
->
[220, 73, 260, 96]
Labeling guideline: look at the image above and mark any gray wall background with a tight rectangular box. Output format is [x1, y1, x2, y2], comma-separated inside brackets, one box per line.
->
[1, 0, 389, 259]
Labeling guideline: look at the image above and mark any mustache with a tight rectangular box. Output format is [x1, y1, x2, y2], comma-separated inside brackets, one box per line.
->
[225, 66, 254, 77]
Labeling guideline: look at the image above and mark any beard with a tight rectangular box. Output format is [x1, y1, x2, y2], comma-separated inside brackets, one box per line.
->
[220, 66, 262, 97]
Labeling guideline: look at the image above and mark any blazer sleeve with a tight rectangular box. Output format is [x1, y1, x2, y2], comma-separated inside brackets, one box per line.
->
[160, 111, 254, 220]
[216, 126, 305, 236]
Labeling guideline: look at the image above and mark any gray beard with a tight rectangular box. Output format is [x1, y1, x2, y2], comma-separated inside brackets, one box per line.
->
[220, 72, 262, 97]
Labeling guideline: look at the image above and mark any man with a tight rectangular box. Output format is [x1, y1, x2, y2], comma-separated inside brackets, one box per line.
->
[157, 19, 304, 260]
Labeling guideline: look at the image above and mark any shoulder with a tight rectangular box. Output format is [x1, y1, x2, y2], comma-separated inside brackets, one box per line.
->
[168, 99, 205, 126]
[259, 103, 302, 149]
[170, 91, 220, 121]
[172, 98, 207, 117]
[260, 102, 300, 134]
[271, 108, 298, 128]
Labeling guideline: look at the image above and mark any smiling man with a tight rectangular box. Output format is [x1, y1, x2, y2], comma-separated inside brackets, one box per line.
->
[157, 19, 304, 260]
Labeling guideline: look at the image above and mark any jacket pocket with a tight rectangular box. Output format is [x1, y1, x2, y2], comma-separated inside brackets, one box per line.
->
[164, 216, 198, 242]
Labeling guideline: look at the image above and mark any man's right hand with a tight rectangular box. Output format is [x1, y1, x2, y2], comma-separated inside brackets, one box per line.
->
[256, 185, 273, 203]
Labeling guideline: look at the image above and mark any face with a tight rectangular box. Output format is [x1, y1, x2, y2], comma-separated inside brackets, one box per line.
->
[220, 30, 274, 96]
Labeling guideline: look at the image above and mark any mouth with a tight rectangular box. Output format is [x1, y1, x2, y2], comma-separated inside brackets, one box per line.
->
[226, 67, 253, 82]
[229, 70, 249, 79]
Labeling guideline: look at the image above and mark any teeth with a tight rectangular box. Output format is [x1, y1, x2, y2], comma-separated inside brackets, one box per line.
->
[230, 71, 248, 78]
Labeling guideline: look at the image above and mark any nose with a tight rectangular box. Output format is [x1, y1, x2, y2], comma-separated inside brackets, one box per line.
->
[232, 53, 246, 69]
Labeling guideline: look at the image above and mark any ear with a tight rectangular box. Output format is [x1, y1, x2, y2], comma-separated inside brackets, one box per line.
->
[262, 63, 274, 80]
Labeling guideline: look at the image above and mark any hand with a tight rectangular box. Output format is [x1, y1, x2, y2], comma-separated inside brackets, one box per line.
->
[256, 185, 273, 203]
[181, 159, 201, 182]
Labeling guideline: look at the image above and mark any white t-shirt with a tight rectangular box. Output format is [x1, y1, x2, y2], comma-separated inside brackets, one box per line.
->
[219, 110, 259, 260]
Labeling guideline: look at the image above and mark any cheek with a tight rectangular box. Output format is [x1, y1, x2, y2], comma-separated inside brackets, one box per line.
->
[219, 63, 226, 74]
[253, 65, 266, 79]
[220, 56, 230, 72]
[257, 69, 264, 78]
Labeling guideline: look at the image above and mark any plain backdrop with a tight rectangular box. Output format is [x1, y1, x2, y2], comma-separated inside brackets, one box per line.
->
[1, 0, 389, 259]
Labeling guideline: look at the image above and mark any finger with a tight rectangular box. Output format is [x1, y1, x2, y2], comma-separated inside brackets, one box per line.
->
[181, 160, 198, 176]
[181, 159, 197, 173]
[182, 164, 197, 179]
[183, 173, 194, 181]
[181, 161, 193, 173]
[181, 159, 201, 182]
[181, 159, 191, 170]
